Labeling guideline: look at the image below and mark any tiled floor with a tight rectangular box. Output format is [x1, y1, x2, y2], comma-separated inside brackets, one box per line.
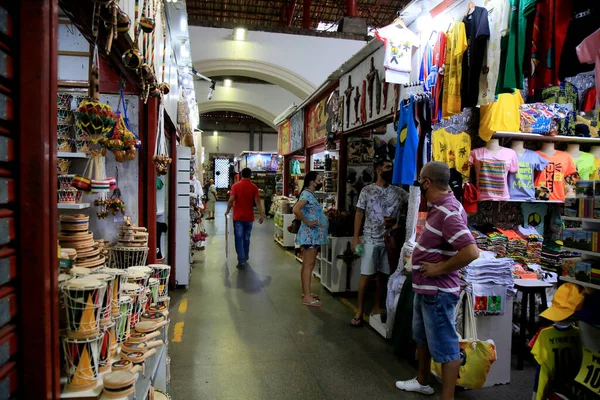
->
[168, 203, 535, 399]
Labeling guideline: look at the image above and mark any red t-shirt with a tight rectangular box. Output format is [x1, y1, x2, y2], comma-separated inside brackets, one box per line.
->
[231, 179, 259, 222]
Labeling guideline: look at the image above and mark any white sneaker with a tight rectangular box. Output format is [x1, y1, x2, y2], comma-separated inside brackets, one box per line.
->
[395, 378, 434, 395]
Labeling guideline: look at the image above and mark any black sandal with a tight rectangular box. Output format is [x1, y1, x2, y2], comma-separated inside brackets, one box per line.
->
[349, 316, 363, 327]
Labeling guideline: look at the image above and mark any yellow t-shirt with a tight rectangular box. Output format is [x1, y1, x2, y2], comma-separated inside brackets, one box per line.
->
[590, 157, 600, 180]
[531, 326, 581, 400]
[442, 22, 468, 119]
[432, 129, 471, 176]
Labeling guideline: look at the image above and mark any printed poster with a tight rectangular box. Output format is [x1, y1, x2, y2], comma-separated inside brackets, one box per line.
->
[289, 110, 304, 153]
[306, 95, 328, 147]
[278, 120, 290, 155]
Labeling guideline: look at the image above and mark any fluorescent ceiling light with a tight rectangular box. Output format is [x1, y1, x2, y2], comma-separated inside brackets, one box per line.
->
[234, 27, 246, 41]
[223, 79, 232, 87]
[213, 131, 218, 136]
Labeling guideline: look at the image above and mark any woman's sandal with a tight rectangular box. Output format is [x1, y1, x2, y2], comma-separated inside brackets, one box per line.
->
[302, 298, 322, 307]
[349, 316, 363, 327]
[301, 293, 320, 299]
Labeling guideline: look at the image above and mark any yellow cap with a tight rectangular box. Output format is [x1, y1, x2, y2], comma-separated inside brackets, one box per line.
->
[540, 283, 585, 322]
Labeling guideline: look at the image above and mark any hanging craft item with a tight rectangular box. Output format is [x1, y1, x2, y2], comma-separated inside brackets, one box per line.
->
[153, 96, 171, 176]
[102, 86, 141, 162]
[122, 0, 143, 70]
[138, 0, 158, 103]
[75, 8, 116, 145]
[151, 8, 170, 98]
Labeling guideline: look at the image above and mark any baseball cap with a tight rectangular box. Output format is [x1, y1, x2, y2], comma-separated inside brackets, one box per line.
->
[575, 291, 600, 326]
[540, 283, 585, 322]
[463, 182, 479, 214]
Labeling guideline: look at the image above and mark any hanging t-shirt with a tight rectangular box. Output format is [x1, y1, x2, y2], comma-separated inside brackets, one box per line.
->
[591, 157, 600, 180]
[498, 0, 527, 91]
[531, 326, 582, 400]
[432, 129, 471, 177]
[479, 0, 509, 105]
[420, 42, 433, 90]
[393, 96, 418, 186]
[576, 28, 600, 109]
[469, 147, 519, 201]
[572, 151, 597, 180]
[461, 6, 490, 108]
[575, 347, 600, 396]
[559, 0, 598, 81]
[522, 203, 548, 236]
[508, 150, 550, 200]
[375, 24, 420, 74]
[535, 150, 578, 201]
[442, 22, 468, 119]
[432, 32, 447, 123]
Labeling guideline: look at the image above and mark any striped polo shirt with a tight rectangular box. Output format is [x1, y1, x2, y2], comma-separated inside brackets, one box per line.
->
[411, 192, 475, 296]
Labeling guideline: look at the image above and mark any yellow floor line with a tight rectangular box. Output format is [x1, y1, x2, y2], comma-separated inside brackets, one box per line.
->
[339, 296, 370, 323]
[178, 298, 188, 314]
[172, 321, 184, 343]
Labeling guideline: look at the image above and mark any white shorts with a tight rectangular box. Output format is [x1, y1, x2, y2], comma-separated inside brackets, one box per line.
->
[360, 243, 390, 276]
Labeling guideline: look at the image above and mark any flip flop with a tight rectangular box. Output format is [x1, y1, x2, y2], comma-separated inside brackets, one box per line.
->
[303, 299, 322, 307]
[349, 316, 363, 327]
[301, 293, 320, 299]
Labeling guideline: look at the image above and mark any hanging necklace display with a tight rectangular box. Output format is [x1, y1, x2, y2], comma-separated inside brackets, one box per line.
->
[139, 0, 157, 103]
[102, 85, 141, 162]
[153, 95, 171, 176]
[122, 0, 143, 70]
[75, 5, 116, 146]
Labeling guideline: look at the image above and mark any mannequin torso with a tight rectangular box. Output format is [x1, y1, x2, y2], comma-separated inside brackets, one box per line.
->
[511, 140, 526, 156]
[538, 142, 557, 157]
[566, 144, 582, 160]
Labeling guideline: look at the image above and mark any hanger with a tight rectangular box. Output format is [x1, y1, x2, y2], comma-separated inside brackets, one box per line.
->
[465, 1, 476, 16]
[429, 29, 438, 42]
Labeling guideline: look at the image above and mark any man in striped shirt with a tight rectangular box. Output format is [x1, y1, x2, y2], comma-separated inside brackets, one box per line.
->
[396, 161, 479, 399]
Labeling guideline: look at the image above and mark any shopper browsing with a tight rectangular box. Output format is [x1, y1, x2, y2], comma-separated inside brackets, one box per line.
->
[206, 179, 217, 220]
[225, 168, 265, 269]
[350, 158, 408, 326]
[396, 161, 479, 400]
[293, 171, 329, 307]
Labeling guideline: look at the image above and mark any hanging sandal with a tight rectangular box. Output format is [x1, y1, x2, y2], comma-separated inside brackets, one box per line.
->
[349, 316, 363, 327]
[302, 299, 322, 307]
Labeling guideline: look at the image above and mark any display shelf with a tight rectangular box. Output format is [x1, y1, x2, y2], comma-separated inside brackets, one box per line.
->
[58, 151, 90, 158]
[58, 203, 90, 209]
[481, 199, 564, 204]
[274, 236, 285, 248]
[560, 276, 600, 290]
[561, 247, 600, 257]
[295, 256, 302, 264]
[562, 216, 600, 223]
[494, 131, 600, 143]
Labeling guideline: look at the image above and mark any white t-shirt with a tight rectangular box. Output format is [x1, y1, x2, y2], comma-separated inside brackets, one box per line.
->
[375, 25, 420, 74]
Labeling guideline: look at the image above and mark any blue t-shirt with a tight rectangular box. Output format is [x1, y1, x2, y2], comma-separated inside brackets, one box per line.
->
[393, 96, 418, 186]
[508, 150, 549, 200]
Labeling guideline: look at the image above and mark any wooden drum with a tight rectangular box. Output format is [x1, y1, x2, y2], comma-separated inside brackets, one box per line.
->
[62, 278, 107, 339]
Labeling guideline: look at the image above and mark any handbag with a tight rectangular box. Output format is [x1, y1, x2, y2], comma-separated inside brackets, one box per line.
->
[287, 218, 301, 234]
[431, 291, 497, 390]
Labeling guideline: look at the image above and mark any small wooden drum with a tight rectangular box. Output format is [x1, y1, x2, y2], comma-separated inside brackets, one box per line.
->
[69, 266, 94, 278]
[62, 278, 107, 339]
[126, 270, 149, 289]
[101, 268, 128, 315]
[122, 283, 144, 328]
[148, 264, 170, 297]
[62, 333, 103, 391]
[147, 278, 159, 306]
[156, 296, 170, 310]
[89, 273, 115, 326]
[99, 321, 115, 373]
[128, 266, 153, 275]
[115, 295, 133, 343]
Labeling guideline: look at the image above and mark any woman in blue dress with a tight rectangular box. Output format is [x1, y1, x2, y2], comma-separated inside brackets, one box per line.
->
[293, 171, 329, 307]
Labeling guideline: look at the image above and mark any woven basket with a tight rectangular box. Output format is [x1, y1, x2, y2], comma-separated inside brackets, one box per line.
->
[58, 174, 75, 189]
[57, 158, 71, 175]
[57, 93, 74, 109]
[57, 123, 73, 139]
[58, 188, 79, 204]
[57, 138, 72, 153]
[75, 139, 92, 154]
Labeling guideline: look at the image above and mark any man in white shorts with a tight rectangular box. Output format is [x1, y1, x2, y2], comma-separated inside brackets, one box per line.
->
[350, 158, 408, 326]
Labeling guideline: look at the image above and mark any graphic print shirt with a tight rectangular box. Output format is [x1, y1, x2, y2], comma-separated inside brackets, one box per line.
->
[356, 183, 408, 246]
[375, 25, 419, 73]
[508, 150, 549, 200]
[534, 150, 578, 202]
[469, 147, 519, 201]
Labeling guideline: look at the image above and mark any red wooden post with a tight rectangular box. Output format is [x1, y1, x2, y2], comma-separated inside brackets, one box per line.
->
[139, 98, 158, 264]
[347, 0, 358, 17]
[19, 0, 61, 397]
[303, 0, 311, 29]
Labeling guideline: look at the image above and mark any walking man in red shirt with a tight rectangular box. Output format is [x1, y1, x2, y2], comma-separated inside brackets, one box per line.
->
[396, 161, 479, 399]
[225, 168, 265, 268]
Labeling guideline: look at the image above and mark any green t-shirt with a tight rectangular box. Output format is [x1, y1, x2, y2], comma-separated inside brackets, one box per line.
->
[574, 152, 596, 180]
[499, 0, 526, 91]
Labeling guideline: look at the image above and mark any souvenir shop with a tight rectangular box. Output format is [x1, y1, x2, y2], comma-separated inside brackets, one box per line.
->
[275, 0, 600, 397]
[2, 0, 206, 398]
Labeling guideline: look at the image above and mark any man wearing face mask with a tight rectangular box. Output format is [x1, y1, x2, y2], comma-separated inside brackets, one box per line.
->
[350, 158, 408, 326]
[396, 161, 479, 399]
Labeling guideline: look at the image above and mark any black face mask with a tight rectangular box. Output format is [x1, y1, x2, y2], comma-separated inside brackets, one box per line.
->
[315, 183, 323, 191]
[381, 170, 393, 183]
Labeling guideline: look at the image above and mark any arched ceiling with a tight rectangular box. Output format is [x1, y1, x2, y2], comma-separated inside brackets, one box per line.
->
[197, 101, 278, 130]
[193, 59, 315, 99]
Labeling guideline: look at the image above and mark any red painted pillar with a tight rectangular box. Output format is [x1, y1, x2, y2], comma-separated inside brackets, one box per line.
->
[139, 98, 158, 264]
[303, 0, 311, 29]
[347, 0, 357, 17]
